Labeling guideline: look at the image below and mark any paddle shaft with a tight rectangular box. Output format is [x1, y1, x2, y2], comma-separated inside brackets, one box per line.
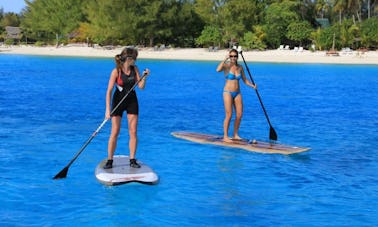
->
[53, 72, 147, 179]
[239, 51, 277, 141]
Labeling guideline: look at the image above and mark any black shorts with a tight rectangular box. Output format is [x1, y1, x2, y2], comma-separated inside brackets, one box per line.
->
[111, 91, 138, 117]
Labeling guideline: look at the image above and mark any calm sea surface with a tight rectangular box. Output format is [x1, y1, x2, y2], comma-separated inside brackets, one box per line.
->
[0, 54, 377, 226]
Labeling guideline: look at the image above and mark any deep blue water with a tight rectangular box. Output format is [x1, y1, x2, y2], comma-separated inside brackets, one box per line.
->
[0, 54, 377, 226]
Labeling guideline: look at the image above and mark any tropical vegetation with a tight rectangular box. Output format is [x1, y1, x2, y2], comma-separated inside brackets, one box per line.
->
[1, 0, 377, 50]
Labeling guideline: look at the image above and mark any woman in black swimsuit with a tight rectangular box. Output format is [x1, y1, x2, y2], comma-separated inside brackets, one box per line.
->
[104, 47, 150, 169]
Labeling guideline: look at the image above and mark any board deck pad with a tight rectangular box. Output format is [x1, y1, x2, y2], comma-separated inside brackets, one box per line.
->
[172, 131, 310, 155]
[95, 155, 158, 186]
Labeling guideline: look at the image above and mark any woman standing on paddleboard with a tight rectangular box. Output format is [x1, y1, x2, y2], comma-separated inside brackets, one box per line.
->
[216, 49, 256, 142]
[103, 47, 150, 169]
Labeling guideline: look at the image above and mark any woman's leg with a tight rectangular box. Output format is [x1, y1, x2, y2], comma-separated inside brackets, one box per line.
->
[127, 114, 138, 159]
[233, 94, 243, 139]
[107, 116, 121, 160]
[223, 92, 233, 142]
[104, 116, 121, 168]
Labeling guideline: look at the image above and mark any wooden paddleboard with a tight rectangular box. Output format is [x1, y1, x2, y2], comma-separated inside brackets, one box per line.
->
[95, 155, 158, 186]
[171, 131, 310, 155]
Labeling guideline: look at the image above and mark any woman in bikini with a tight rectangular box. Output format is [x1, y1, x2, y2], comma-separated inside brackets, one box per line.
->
[216, 49, 256, 142]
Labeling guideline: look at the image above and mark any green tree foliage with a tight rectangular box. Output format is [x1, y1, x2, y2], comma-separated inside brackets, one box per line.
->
[85, 0, 138, 45]
[136, 0, 165, 46]
[0, 8, 4, 38]
[338, 19, 359, 48]
[221, 0, 260, 46]
[194, 0, 261, 47]
[22, 0, 84, 45]
[3, 0, 375, 50]
[70, 23, 91, 43]
[333, 0, 364, 23]
[193, 0, 224, 45]
[287, 21, 313, 46]
[194, 0, 223, 26]
[140, 0, 193, 47]
[315, 25, 340, 50]
[1, 12, 21, 27]
[263, 1, 300, 48]
[360, 17, 378, 48]
[85, 0, 200, 47]
[240, 31, 266, 50]
[240, 26, 267, 50]
[164, 1, 204, 47]
[315, 0, 331, 18]
[195, 25, 222, 46]
[313, 16, 377, 51]
[1, 11, 21, 41]
[311, 28, 323, 50]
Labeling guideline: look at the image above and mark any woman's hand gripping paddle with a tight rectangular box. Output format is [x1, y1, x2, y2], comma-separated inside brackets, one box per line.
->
[53, 71, 149, 180]
[237, 47, 278, 141]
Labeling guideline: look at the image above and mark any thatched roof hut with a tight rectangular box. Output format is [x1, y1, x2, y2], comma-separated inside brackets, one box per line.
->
[5, 26, 22, 39]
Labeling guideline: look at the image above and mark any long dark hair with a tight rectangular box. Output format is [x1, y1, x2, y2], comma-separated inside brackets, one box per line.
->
[115, 47, 138, 71]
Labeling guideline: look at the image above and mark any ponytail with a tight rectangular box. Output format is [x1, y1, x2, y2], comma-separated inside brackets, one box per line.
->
[115, 54, 122, 71]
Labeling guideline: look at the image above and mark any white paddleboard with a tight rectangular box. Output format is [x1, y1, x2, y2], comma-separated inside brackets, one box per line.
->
[95, 155, 158, 186]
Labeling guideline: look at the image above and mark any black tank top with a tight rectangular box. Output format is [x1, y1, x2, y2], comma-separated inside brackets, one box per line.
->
[116, 66, 136, 92]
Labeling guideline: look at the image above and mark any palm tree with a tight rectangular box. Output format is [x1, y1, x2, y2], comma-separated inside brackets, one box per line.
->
[332, 0, 364, 23]
[347, 0, 363, 22]
[333, 0, 347, 24]
[316, 0, 331, 18]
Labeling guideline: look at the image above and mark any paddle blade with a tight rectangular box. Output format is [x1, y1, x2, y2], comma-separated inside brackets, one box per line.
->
[269, 127, 278, 141]
[53, 166, 69, 180]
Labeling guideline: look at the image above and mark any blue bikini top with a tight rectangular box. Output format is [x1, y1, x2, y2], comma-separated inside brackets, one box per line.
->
[225, 72, 241, 80]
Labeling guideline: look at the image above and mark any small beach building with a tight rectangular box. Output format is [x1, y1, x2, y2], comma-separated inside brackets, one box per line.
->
[5, 26, 22, 43]
[315, 18, 330, 28]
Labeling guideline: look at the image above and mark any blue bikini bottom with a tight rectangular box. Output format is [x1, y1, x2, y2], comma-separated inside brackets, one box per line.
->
[223, 90, 240, 99]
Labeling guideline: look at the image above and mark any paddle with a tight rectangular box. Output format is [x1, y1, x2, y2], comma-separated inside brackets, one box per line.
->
[238, 49, 278, 141]
[53, 71, 148, 180]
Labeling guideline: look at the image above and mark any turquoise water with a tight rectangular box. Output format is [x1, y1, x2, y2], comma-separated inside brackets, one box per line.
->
[0, 54, 377, 226]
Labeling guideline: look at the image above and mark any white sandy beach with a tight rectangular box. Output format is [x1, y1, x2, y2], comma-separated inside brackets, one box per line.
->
[1, 44, 377, 65]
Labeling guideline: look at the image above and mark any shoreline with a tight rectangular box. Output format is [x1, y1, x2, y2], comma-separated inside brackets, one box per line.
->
[1, 45, 377, 65]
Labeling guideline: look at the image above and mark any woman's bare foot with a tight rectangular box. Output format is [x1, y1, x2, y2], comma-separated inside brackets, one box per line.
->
[233, 134, 242, 140]
[223, 137, 233, 143]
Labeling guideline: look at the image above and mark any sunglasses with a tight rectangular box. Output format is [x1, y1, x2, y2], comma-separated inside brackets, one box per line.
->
[120, 55, 136, 62]
[126, 55, 136, 60]
[229, 55, 238, 58]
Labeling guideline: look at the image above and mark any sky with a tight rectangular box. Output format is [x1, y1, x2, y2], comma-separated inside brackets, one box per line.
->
[0, 0, 27, 13]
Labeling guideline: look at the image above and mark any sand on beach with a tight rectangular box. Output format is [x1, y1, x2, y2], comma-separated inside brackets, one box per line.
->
[0, 45, 377, 65]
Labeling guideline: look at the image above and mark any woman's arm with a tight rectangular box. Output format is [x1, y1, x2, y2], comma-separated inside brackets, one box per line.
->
[216, 54, 229, 72]
[240, 66, 257, 89]
[134, 66, 150, 90]
[105, 69, 117, 119]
